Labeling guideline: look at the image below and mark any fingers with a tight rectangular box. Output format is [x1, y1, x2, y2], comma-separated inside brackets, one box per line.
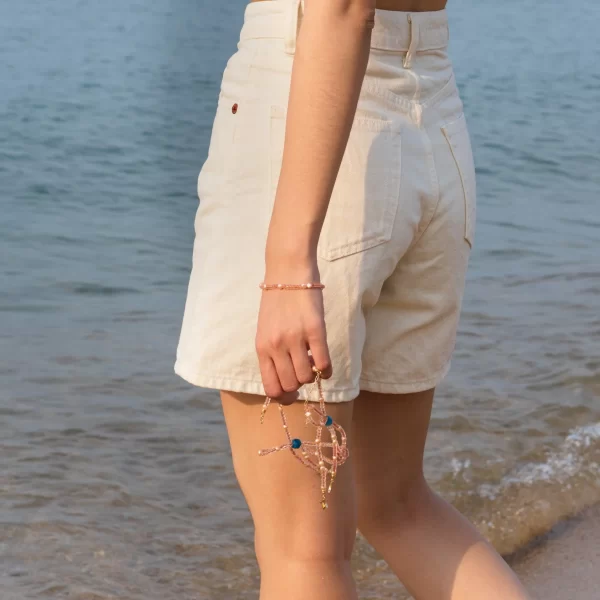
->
[307, 322, 333, 380]
[257, 355, 298, 405]
[272, 351, 300, 395]
[255, 309, 333, 402]
[290, 343, 315, 386]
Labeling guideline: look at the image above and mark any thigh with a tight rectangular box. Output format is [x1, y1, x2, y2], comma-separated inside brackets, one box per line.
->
[352, 389, 434, 505]
[221, 391, 357, 563]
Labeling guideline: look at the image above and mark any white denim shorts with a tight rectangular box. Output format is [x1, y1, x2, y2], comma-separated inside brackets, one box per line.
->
[175, 0, 476, 402]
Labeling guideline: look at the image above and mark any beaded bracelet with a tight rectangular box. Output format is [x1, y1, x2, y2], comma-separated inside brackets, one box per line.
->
[259, 368, 349, 510]
[259, 282, 325, 291]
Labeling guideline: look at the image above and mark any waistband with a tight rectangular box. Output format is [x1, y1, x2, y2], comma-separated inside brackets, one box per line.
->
[241, 0, 449, 55]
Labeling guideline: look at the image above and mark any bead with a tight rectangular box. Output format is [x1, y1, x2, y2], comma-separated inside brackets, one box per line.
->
[232, 103, 238, 114]
[257, 366, 347, 510]
[258, 282, 325, 291]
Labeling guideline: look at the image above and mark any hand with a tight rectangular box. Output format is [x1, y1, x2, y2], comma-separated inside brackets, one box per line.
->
[255, 273, 332, 405]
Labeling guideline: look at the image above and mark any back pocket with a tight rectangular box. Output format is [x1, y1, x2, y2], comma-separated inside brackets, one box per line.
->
[441, 113, 477, 248]
[270, 106, 402, 261]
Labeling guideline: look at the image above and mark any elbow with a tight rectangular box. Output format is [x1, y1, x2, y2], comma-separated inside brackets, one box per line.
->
[344, 1, 377, 28]
[311, 0, 376, 30]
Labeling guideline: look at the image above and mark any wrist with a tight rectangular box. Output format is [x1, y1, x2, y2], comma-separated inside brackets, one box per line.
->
[264, 249, 320, 284]
[265, 232, 318, 267]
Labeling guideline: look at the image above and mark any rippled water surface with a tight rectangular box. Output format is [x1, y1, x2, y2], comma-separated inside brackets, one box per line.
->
[1, 0, 599, 598]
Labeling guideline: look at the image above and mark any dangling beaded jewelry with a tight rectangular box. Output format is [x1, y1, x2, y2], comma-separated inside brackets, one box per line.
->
[258, 367, 349, 509]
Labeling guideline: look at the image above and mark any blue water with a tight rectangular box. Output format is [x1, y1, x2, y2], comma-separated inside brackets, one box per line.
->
[1, 1, 599, 598]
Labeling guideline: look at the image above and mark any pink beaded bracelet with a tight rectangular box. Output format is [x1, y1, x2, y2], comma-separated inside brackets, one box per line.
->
[259, 282, 325, 291]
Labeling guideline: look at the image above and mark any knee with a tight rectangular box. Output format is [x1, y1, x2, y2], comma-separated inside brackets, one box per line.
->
[254, 519, 356, 572]
[356, 474, 432, 538]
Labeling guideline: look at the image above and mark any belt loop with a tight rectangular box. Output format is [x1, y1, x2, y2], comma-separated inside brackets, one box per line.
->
[403, 13, 419, 69]
[285, 0, 304, 55]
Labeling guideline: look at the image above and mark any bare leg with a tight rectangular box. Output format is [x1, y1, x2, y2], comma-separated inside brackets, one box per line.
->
[352, 389, 531, 600]
[221, 391, 358, 600]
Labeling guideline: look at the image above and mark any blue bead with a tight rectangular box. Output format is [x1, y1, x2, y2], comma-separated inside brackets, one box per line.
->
[325, 416, 333, 427]
[291, 438, 302, 449]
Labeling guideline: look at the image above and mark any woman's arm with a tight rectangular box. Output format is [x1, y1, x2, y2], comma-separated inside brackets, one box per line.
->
[257, 0, 376, 401]
[266, 0, 376, 268]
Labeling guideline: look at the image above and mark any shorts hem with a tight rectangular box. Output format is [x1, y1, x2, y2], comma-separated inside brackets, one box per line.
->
[174, 361, 360, 403]
[359, 361, 451, 395]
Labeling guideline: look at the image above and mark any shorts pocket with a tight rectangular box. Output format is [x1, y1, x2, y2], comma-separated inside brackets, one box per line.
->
[441, 113, 477, 248]
[270, 106, 402, 261]
[197, 94, 238, 202]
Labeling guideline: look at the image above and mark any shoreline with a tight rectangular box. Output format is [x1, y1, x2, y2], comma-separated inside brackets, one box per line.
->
[508, 503, 600, 599]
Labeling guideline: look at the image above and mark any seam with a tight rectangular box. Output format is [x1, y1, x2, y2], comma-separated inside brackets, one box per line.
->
[174, 364, 359, 394]
[360, 362, 450, 385]
[400, 74, 459, 253]
[175, 369, 263, 385]
[421, 71, 456, 110]
[405, 125, 441, 253]
[441, 117, 474, 248]
[363, 71, 455, 117]
[228, 45, 260, 147]
[244, 43, 260, 90]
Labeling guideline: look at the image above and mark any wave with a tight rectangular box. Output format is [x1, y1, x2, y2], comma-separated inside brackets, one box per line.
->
[451, 422, 600, 555]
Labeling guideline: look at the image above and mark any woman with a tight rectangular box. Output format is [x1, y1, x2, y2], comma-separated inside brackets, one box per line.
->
[176, 0, 530, 597]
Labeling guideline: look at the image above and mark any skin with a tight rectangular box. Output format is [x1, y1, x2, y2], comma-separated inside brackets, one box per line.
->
[222, 388, 531, 599]
[257, 0, 376, 402]
[224, 0, 532, 597]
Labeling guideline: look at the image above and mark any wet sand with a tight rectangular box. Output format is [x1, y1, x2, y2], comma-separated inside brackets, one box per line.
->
[510, 504, 600, 599]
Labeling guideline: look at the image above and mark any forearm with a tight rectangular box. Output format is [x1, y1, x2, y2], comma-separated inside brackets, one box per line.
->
[265, 0, 375, 276]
